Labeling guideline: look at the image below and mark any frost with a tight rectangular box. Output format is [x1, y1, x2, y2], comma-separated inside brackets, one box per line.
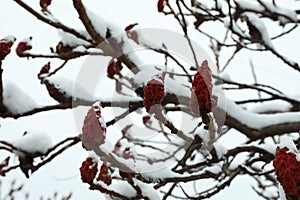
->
[3, 81, 37, 114]
[11, 131, 53, 156]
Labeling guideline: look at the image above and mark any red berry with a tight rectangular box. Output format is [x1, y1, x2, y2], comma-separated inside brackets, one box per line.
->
[96, 163, 112, 186]
[16, 37, 32, 57]
[80, 157, 98, 184]
[157, 0, 164, 12]
[273, 147, 300, 197]
[190, 60, 217, 116]
[107, 59, 123, 78]
[40, 0, 51, 11]
[143, 115, 151, 125]
[38, 62, 51, 79]
[125, 23, 138, 31]
[0, 36, 16, 60]
[143, 73, 165, 113]
[82, 104, 106, 151]
[56, 42, 73, 54]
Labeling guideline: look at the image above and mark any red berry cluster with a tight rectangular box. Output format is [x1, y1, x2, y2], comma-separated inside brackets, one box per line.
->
[55, 42, 73, 54]
[16, 37, 32, 57]
[143, 73, 165, 113]
[190, 60, 218, 117]
[40, 0, 51, 11]
[82, 104, 106, 151]
[80, 157, 98, 184]
[38, 62, 51, 79]
[0, 36, 16, 60]
[107, 59, 123, 78]
[96, 163, 112, 186]
[273, 147, 300, 197]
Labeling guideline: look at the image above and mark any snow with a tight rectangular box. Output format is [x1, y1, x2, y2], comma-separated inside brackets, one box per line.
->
[3, 80, 37, 114]
[195, 113, 218, 146]
[45, 76, 94, 101]
[2, 35, 16, 42]
[224, 17, 248, 38]
[243, 12, 273, 47]
[278, 136, 300, 161]
[133, 178, 160, 200]
[205, 163, 222, 174]
[213, 141, 228, 159]
[250, 100, 292, 113]
[58, 30, 91, 47]
[278, 184, 287, 200]
[73, 45, 87, 52]
[21, 37, 32, 46]
[223, 97, 300, 130]
[132, 65, 161, 86]
[236, 0, 297, 25]
[11, 131, 53, 156]
[165, 76, 191, 97]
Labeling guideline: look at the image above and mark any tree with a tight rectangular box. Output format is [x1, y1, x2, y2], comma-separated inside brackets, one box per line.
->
[0, 0, 300, 199]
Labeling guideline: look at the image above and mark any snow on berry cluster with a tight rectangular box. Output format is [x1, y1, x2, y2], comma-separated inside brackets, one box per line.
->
[273, 137, 300, 197]
[0, 36, 16, 60]
[190, 60, 218, 117]
[82, 102, 106, 151]
[143, 73, 166, 113]
[80, 157, 112, 186]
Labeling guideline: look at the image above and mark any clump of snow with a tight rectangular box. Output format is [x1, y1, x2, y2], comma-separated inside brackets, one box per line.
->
[3, 80, 37, 114]
[205, 163, 222, 174]
[132, 65, 161, 86]
[12, 131, 53, 156]
[250, 100, 292, 113]
[213, 141, 228, 159]
[277, 136, 300, 161]
[165, 76, 190, 97]
[58, 30, 91, 47]
[219, 71, 232, 81]
[236, 0, 297, 25]
[195, 113, 218, 146]
[21, 37, 32, 46]
[45, 76, 94, 101]
[73, 45, 87, 52]
[221, 97, 300, 130]
[243, 12, 273, 47]
[2, 35, 16, 42]
[133, 178, 160, 200]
